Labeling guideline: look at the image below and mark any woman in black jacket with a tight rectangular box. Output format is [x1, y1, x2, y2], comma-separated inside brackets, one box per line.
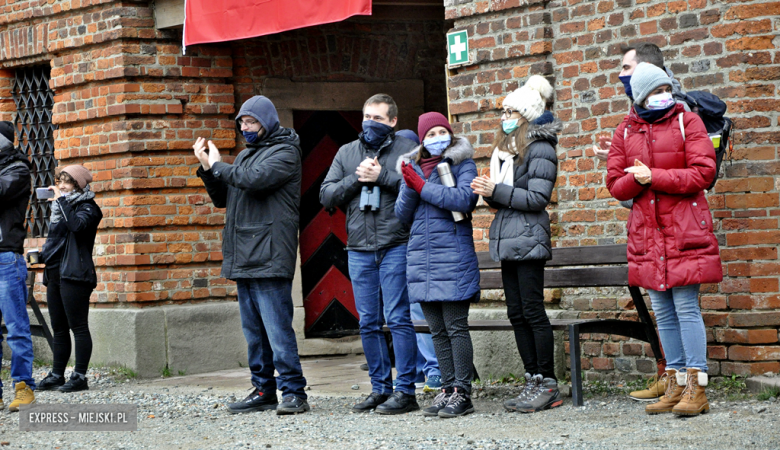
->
[37, 165, 102, 392]
[471, 76, 562, 414]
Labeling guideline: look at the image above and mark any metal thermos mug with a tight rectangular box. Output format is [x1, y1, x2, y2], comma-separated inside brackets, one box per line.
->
[436, 162, 467, 222]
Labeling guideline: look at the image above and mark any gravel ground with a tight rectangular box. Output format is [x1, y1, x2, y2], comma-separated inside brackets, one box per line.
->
[1, 366, 779, 450]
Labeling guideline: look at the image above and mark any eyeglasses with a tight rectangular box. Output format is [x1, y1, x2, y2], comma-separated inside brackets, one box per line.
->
[239, 120, 259, 126]
[501, 108, 516, 117]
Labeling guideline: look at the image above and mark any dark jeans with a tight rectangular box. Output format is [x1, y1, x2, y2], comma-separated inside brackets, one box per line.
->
[236, 277, 307, 399]
[420, 300, 473, 394]
[46, 268, 93, 376]
[348, 245, 418, 395]
[0, 252, 35, 391]
[501, 259, 556, 380]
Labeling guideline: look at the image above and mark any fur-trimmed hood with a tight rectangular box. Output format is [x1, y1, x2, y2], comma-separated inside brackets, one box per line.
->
[527, 117, 563, 146]
[395, 136, 475, 174]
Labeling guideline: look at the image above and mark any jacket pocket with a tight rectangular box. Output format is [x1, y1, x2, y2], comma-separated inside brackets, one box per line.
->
[673, 199, 712, 251]
[627, 208, 646, 255]
[235, 223, 273, 270]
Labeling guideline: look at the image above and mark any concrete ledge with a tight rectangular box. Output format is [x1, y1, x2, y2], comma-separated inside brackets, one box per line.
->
[747, 375, 780, 393]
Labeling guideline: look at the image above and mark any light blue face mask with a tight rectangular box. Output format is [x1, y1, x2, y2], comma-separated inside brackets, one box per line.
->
[423, 134, 451, 156]
[502, 119, 519, 135]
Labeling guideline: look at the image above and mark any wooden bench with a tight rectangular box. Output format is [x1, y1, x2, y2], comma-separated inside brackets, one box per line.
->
[0, 271, 54, 351]
[400, 244, 661, 407]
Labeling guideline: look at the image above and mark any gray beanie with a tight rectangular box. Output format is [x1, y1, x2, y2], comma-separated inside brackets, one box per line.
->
[630, 62, 672, 105]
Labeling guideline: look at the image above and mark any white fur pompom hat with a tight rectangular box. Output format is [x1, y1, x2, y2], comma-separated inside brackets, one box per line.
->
[502, 75, 554, 123]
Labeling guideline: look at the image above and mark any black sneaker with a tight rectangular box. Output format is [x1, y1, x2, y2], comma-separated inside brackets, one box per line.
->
[438, 387, 474, 418]
[359, 363, 369, 371]
[227, 388, 278, 414]
[422, 388, 452, 417]
[277, 395, 310, 415]
[37, 372, 65, 391]
[375, 391, 420, 415]
[352, 392, 389, 412]
[58, 373, 89, 393]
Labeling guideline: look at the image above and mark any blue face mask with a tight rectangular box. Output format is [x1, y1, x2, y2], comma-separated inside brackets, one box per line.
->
[422, 135, 451, 156]
[619, 75, 633, 100]
[502, 119, 519, 135]
[243, 131, 259, 144]
[361, 120, 394, 149]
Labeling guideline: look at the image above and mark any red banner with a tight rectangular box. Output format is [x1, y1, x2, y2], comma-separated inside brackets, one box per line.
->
[184, 0, 372, 49]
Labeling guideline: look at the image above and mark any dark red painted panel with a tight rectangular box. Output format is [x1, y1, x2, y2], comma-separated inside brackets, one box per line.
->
[300, 208, 347, 264]
[303, 267, 357, 331]
[301, 134, 340, 195]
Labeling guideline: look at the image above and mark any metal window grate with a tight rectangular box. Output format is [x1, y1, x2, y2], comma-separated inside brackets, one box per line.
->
[11, 66, 57, 238]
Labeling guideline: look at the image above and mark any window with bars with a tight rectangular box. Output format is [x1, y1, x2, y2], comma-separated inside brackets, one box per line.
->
[11, 66, 57, 238]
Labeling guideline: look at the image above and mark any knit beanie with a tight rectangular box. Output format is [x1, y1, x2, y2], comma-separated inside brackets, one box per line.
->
[60, 165, 93, 189]
[417, 112, 453, 141]
[630, 62, 672, 105]
[0, 121, 14, 149]
[502, 76, 553, 123]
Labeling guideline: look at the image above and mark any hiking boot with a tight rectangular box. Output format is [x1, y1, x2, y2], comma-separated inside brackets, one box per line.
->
[58, 373, 89, 393]
[629, 373, 667, 402]
[352, 392, 389, 412]
[515, 377, 562, 413]
[375, 391, 419, 415]
[645, 369, 684, 415]
[227, 388, 278, 414]
[504, 373, 539, 412]
[423, 375, 442, 393]
[8, 382, 35, 412]
[673, 368, 709, 417]
[277, 395, 310, 415]
[422, 388, 452, 417]
[438, 388, 474, 418]
[38, 372, 66, 391]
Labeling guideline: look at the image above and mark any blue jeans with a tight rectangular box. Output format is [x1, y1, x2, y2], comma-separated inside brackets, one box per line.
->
[410, 302, 440, 380]
[236, 278, 306, 399]
[647, 284, 708, 372]
[348, 245, 418, 395]
[0, 252, 36, 391]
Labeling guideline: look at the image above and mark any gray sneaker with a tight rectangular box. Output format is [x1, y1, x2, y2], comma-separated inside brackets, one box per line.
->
[503, 373, 539, 412]
[515, 377, 563, 413]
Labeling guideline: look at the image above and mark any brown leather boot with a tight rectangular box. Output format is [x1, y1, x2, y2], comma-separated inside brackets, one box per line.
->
[645, 369, 684, 415]
[673, 368, 709, 416]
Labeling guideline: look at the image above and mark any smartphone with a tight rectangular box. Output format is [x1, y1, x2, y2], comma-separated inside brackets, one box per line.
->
[36, 187, 54, 199]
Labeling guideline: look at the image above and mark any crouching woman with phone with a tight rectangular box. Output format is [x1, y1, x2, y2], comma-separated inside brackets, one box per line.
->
[37, 165, 102, 392]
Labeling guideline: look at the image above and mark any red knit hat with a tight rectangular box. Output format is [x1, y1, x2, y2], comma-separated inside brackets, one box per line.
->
[417, 112, 453, 141]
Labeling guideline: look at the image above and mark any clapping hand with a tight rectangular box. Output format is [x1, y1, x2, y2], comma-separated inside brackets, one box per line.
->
[624, 159, 652, 185]
[471, 175, 495, 197]
[356, 157, 381, 182]
[593, 134, 611, 161]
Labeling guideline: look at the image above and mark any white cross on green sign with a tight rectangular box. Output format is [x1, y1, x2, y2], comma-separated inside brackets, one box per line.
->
[447, 30, 469, 67]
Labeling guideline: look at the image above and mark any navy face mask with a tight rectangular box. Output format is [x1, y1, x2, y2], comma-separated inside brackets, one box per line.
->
[619, 75, 633, 101]
[361, 120, 394, 149]
[243, 131, 259, 144]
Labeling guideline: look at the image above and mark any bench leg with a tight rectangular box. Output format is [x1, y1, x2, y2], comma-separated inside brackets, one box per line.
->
[27, 270, 54, 351]
[568, 324, 583, 407]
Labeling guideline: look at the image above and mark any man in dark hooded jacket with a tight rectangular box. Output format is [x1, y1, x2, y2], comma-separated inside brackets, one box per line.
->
[0, 121, 37, 411]
[194, 96, 308, 415]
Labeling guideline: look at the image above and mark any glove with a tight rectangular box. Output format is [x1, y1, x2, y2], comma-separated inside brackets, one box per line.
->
[401, 162, 425, 195]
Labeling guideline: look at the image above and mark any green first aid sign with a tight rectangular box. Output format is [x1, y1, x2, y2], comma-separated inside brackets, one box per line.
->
[447, 30, 469, 66]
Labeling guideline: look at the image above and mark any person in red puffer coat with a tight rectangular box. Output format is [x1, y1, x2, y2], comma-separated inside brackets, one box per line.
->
[607, 63, 722, 418]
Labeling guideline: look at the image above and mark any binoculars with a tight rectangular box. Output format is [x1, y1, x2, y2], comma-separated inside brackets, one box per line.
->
[359, 185, 381, 211]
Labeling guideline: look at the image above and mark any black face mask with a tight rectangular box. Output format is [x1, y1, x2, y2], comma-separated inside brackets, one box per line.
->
[361, 120, 394, 149]
[634, 104, 674, 124]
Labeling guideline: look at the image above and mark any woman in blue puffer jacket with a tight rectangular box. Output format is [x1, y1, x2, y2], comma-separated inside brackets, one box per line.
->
[395, 112, 480, 418]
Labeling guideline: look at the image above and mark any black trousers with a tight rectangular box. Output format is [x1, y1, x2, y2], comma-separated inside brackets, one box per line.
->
[501, 259, 556, 380]
[46, 269, 93, 375]
[420, 300, 473, 393]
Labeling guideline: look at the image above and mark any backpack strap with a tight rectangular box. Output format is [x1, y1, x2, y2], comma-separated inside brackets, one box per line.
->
[678, 113, 685, 141]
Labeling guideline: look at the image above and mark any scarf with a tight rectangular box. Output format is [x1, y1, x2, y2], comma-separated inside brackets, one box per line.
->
[490, 148, 515, 187]
[50, 185, 95, 224]
[634, 104, 674, 124]
[419, 155, 442, 179]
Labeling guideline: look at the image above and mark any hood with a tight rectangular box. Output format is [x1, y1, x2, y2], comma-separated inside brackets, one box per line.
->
[0, 145, 31, 170]
[396, 136, 475, 174]
[527, 117, 563, 146]
[235, 95, 280, 140]
[665, 67, 686, 98]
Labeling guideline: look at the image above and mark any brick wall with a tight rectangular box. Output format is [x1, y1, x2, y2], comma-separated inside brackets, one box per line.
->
[445, 0, 780, 378]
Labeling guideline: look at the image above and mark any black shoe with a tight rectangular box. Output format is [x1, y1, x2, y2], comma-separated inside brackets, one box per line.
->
[58, 373, 89, 393]
[422, 388, 452, 417]
[37, 372, 65, 391]
[359, 363, 369, 371]
[277, 395, 310, 415]
[352, 392, 389, 412]
[227, 388, 278, 414]
[438, 388, 474, 418]
[375, 391, 420, 415]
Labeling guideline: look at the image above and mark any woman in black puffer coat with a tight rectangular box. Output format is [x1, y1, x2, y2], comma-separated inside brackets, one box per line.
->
[471, 76, 562, 414]
[38, 165, 102, 393]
